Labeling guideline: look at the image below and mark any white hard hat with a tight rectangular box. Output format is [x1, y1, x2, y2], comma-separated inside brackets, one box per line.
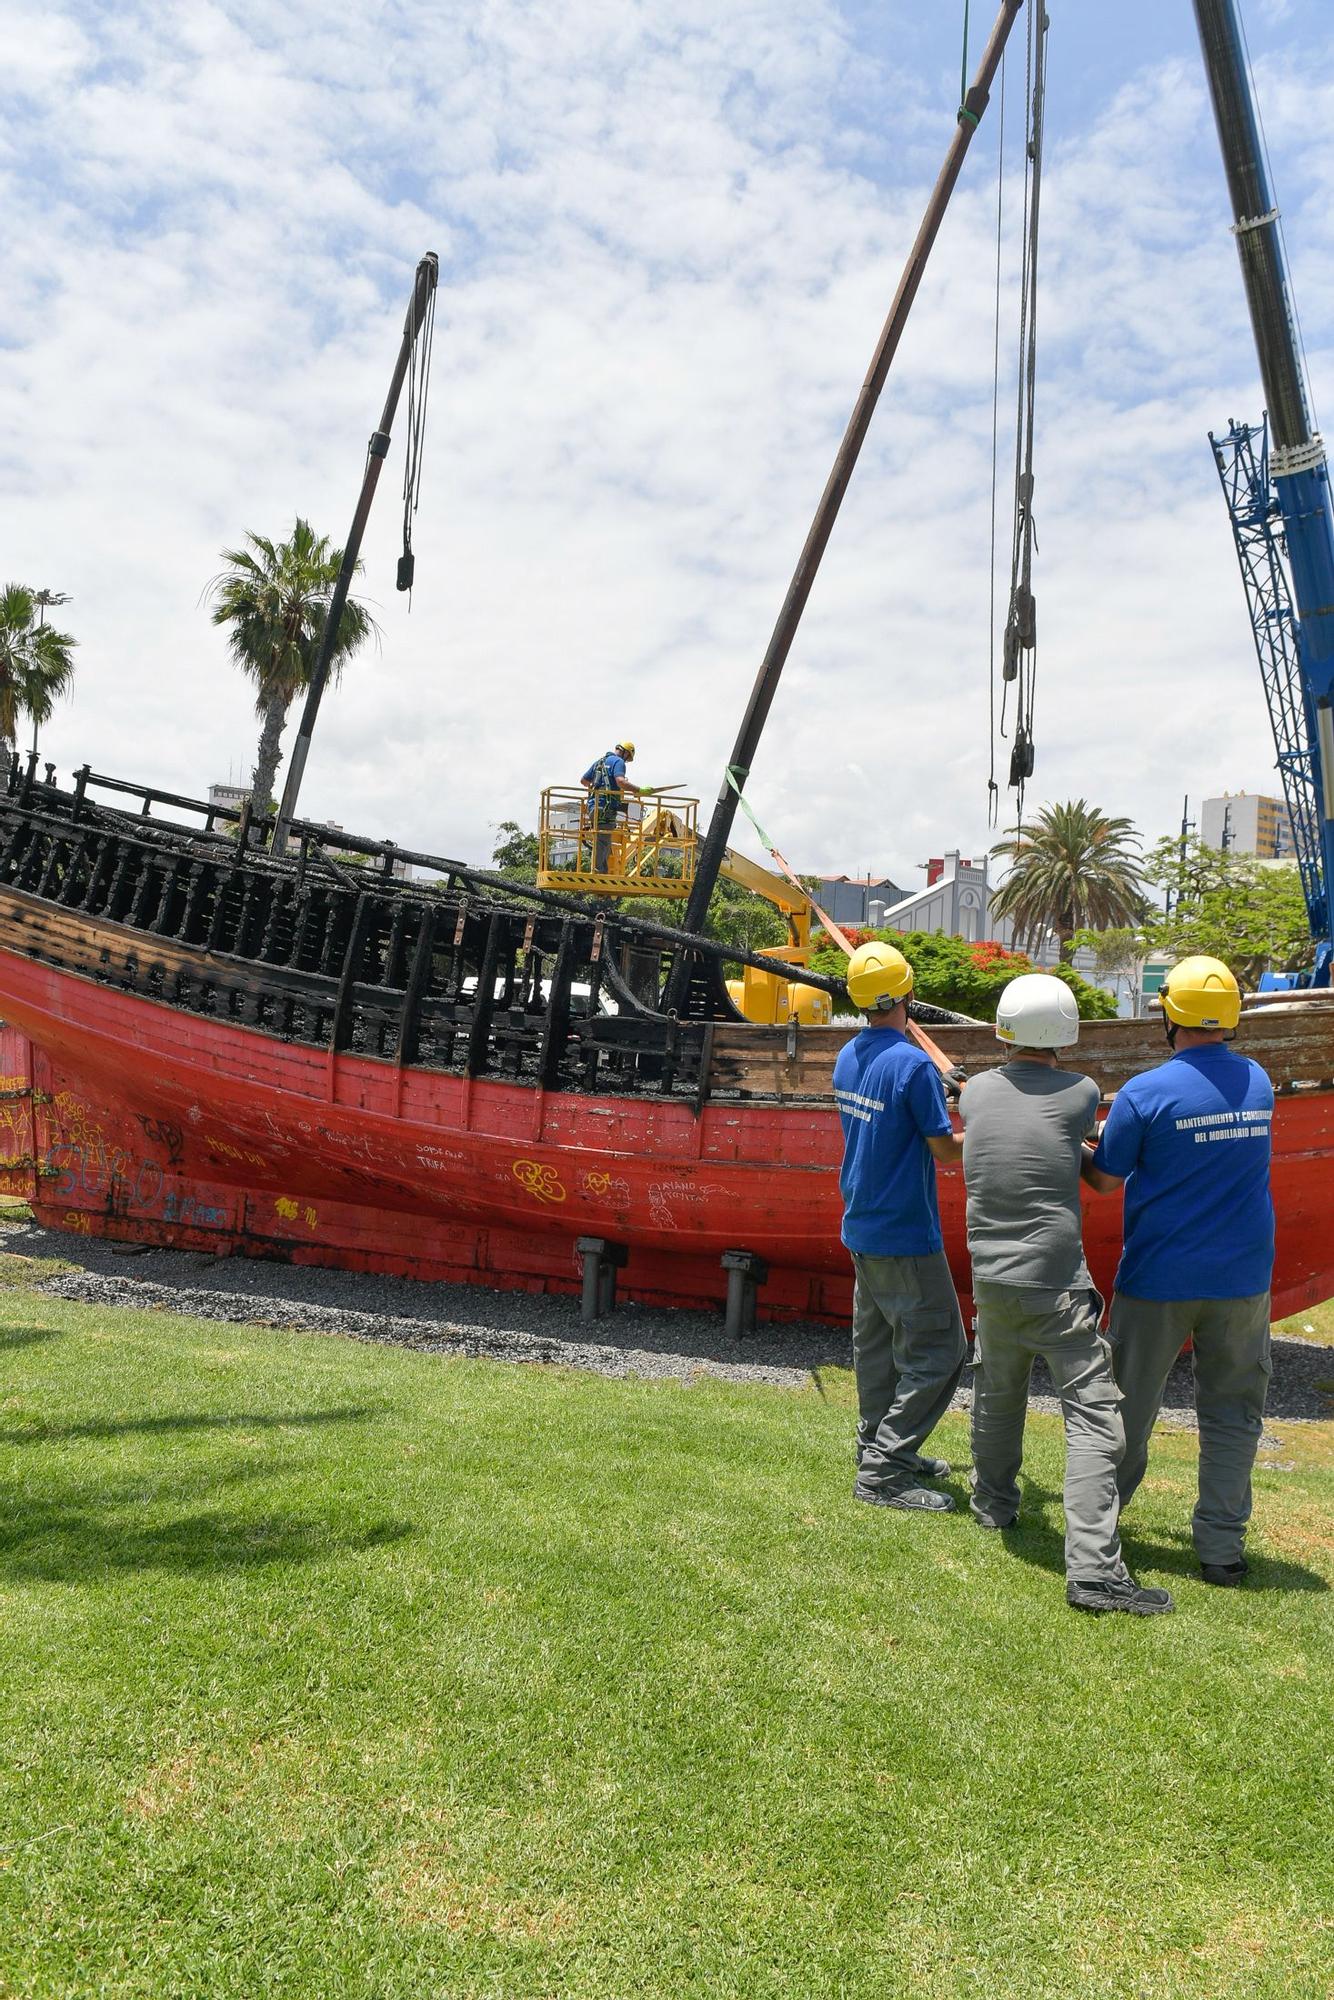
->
[994, 972, 1080, 1050]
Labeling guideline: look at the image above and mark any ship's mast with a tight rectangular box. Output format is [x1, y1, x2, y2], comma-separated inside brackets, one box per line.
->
[272, 252, 439, 858]
[664, 0, 1027, 1009]
[1193, 0, 1334, 956]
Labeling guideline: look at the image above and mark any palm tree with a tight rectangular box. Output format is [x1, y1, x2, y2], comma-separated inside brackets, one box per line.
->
[207, 520, 376, 811]
[0, 585, 78, 757]
[990, 800, 1147, 962]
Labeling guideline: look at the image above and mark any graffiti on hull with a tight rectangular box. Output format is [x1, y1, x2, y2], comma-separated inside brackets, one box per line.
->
[40, 1088, 230, 1233]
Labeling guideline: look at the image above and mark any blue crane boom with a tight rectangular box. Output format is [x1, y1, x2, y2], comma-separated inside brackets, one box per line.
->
[1193, 0, 1334, 983]
[1209, 418, 1326, 950]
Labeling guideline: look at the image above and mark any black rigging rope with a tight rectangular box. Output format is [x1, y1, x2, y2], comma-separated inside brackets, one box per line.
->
[987, 49, 1006, 830]
[397, 277, 437, 600]
[996, 2, 1048, 828]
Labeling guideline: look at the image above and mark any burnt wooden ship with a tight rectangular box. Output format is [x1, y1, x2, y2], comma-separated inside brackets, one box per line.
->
[6, 3, 1333, 1321]
[0, 763, 1332, 1321]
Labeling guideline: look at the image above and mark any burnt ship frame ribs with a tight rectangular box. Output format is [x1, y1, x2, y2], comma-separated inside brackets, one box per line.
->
[0, 762, 874, 1104]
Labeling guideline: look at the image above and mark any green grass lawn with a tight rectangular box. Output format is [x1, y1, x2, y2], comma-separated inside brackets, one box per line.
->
[1276, 1295, 1334, 1345]
[1, 1275, 1331, 2000]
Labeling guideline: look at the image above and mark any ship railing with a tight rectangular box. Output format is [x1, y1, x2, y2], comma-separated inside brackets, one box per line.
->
[56, 768, 419, 879]
[5, 777, 846, 1004]
[29, 767, 704, 929]
[1, 771, 860, 1105]
[0, 793, 721, 1098]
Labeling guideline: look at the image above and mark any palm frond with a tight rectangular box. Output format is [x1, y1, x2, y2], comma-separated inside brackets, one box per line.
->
[0, 582, 78, 745]
[989, 800, 1146, 958]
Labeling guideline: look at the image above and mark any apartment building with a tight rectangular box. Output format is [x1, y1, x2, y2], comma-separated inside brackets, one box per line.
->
[1200, 791, 1294, 860]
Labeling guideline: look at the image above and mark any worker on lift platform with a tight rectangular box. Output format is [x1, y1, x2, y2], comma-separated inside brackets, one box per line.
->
[581, 738, 644, 872]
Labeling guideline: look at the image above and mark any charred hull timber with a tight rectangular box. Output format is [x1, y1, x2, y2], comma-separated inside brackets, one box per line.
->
[0, 778, 724, 1097]
[0, 771, 968, 1089]
[1, 769, 1333, 1322]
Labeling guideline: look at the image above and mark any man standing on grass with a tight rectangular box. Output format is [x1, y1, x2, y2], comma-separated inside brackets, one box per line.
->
[961, 973, 1173, 1616]
[1084, 955, 1275, 1589]
[833, 941, 966, 1516]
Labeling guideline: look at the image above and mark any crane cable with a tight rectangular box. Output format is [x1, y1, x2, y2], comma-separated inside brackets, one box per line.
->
[397, 276, 438, 602]
[995, 2, 1049, 828]
[986, 50, 1006, 829]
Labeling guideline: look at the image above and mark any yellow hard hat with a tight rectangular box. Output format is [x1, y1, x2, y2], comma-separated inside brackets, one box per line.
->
[617, 740, 636, 758]
[846, 941, 914, 1012]
[1160, 954, 1241, 1031]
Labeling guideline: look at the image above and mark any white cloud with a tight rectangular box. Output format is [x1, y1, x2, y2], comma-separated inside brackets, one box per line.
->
[2, 0, 1332, 899]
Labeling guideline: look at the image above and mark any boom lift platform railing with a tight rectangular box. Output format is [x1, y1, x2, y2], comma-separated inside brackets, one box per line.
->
[536, 789, 699, 898]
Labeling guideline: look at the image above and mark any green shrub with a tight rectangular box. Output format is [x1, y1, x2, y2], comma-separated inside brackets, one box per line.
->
[809, 930, 1117, 1021]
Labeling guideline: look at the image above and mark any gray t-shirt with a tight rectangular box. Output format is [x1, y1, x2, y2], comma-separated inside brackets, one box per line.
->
[960, 1062, 1101, 1291]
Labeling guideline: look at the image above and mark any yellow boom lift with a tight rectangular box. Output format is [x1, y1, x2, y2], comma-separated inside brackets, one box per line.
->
[714, 847, 832, 1027]
[536, 786, 831, 1025]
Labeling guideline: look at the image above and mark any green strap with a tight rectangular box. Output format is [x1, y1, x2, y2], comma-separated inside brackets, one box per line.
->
[725, 766, 855, 958]
[957, 0, 979, 125]
[726, 765, 773, 851]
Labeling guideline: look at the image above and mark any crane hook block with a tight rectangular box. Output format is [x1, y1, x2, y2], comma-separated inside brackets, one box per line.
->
[1013, 587, 1036, 649]
[1008, 731, 1035, 786]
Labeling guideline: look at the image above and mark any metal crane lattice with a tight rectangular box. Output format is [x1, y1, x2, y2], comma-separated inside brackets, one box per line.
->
[1211, 416, 1327, 939]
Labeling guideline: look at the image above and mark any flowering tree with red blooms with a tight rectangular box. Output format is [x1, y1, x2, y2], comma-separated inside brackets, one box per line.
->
[809, 928, 1116, 1021]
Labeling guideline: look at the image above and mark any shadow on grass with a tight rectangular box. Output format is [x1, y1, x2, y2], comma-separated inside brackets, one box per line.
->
[0, 1497, 413, 1584]
[975, 1480, 1330, 1594]
[0, 1404, 377, 1446]
[965, 1481, 1069, 1581]
[1118, 1524, 1330, 1594]
[0, 1326, 61, 1349]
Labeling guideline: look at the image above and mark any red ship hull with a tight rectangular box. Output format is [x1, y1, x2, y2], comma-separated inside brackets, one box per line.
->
[1, 954, 1331, 1321]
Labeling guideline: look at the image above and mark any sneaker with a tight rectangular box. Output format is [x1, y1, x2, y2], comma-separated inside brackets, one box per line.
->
[971, 1511, 1018, 1531]
[1200, 1559, 1248, 1588]
[1066, 1575, 1175, 1616]
[854, 1479, 955, 1513]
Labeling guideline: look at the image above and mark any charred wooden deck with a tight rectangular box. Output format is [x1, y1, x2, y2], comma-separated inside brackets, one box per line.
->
[0, 771, 734, 1101]
[2, 767, 1333, 1106]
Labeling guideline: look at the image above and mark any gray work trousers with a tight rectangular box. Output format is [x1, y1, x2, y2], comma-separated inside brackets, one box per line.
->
[851, 1251, 966, 1487]
[969, 1283, 1125, 1581]
[1109, 1291, 1272, 1568]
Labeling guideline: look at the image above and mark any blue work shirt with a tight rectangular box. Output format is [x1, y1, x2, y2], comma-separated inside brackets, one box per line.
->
[581, 751, 627, 793]
[833, 1026, 953, 1257]
[1092, 1044, 1275, 1301]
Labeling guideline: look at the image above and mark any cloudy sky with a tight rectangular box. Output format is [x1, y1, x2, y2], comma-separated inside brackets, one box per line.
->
[4, 0, 1332, 891]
